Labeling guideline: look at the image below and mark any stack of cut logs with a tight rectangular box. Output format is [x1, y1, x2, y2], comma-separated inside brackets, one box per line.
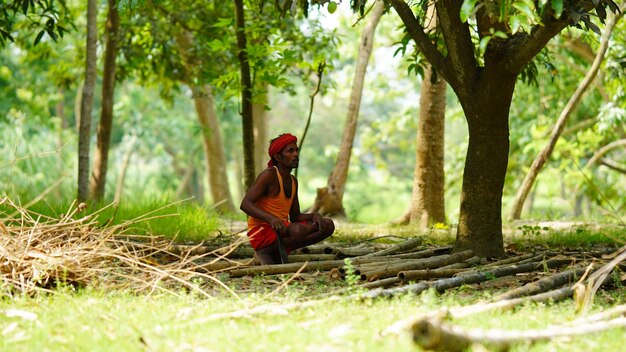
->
[177, 237, 624, 300]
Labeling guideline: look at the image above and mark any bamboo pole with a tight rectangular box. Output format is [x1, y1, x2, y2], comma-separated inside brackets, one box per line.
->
[360, 250, 474, 281]
[361, 237, 424, 257]
[494, 266, 588, 301]
[440, 256, 481, 269]
[227, 255, 406, 277]
[360, 258, 572, 299]
[398, 267, 470, 281]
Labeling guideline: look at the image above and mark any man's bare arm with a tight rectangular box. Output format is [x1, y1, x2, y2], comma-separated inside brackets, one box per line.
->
[240, 169, 286, 233]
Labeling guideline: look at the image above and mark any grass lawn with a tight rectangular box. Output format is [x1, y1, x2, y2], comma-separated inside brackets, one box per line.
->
[1, 285, 624, 351]
[1, 199, 625, 351]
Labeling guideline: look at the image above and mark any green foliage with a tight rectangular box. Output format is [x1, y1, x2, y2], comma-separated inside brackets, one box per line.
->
[0, 0, 73, 47]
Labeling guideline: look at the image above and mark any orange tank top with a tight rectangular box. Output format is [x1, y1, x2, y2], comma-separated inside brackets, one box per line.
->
[247, 166, 296, 228]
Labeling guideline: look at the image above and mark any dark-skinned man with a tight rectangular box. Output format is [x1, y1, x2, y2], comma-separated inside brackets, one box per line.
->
[240, 133, 335, 265]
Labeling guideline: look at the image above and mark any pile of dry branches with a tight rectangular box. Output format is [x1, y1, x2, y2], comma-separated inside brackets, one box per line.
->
[0, 197, 244, 297]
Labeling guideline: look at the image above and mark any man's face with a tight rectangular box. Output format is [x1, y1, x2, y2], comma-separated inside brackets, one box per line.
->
[277, 142, 299, 168]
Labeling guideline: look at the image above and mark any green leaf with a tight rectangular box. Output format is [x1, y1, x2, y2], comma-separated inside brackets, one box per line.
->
[34, 30, 45, 45]
[327, 2, 337, 14]
[479, 36, 491, 56]
[551, 0, 563, 17]
[460, 0, 478, 23]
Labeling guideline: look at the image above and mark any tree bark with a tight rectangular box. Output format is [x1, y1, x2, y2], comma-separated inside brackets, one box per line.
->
[407, 1, 447, 228]
[509, 12, 620, 220]
[77, 0, 98, 203]
[90, 0, 120, 202]
[310, 0, 384, 216]
[253, 84, 269, 175]
[453, 68, 515, 258]
[410, 64, 447, 227]
[387, 0, 614, 258]
[191, 85, 235, 212]
[175, 31, 235, 212]
[234, 0, 256, 190]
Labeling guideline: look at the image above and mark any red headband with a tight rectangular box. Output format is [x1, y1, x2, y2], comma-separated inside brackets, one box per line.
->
[267, 133, 297, 167]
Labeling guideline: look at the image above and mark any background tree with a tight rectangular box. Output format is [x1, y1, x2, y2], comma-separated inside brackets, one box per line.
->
[90, 0, 121, 201]
[509, 7, 623, 220]
[234, 0, 256, 190]
[310, 0, 385, 218]
[351, 0, 621, 256]
[77, 0, 98, 202]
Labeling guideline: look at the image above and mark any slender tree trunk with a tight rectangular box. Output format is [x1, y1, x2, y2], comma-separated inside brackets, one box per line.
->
[191, 85, 235, 212]
[74, 81, 83, 132]
[90, 0, 120, 201]
[253, 84, 269, 174]
[408, 2, 446, 227]
[175, 31, 235, 212]
[77, 0, 98, 203]
[410, 64, 447, 227]
[234, 0, 256, 190]
[310, 0, 384, 216]
[509, 12, 620, 220]
[454, 68, 515, 258]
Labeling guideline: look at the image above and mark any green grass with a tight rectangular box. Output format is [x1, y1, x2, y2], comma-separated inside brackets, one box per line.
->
[0, 197, 223, 243]
[1, 287, 624, 351]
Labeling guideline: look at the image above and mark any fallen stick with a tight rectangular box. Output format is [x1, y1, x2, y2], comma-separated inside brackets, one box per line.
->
[398, 267, 470, 281]
[227, 255, 402, 277]
[359, 258, 572, 299]
[297, 244, 331, 255]
[411, 316, 626, 352]
[479, 253, 545, 268]
[361, 237, 423, 257]
[360, 250, 474, 281]
[439, 256, 481, 269]
[494, 266, 588, 301]
[288, 254, 337, 262]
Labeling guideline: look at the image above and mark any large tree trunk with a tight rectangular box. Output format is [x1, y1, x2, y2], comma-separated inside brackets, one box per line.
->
[253, 84, 269, 175]
[191, 85, 235, 212]
[77, 0, 98, 203]
[234, 0, 256, 190]
[90, 0, 120, 202]
[453, 68, 515, 258]
[509, 12, 620, 220]
[410, 64, 447, 227]
[310, 0, 384, 217]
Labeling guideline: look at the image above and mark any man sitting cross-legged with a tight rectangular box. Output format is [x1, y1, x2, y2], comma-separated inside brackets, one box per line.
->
[240, 133, 335, 265]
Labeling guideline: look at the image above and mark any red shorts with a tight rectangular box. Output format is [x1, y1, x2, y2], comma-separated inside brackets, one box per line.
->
[248, 221, 305, 254]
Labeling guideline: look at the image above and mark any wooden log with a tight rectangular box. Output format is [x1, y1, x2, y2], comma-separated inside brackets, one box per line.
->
[361, 237, 424, 257]
[194, 260, 250, 272]
[450, 286, 574, 319]
[386, 246, 452, 260]
[440, 256, 481, 269]
[480, 253, 544, 268]
[360, 250, 474, 281]
[494, 266, 589, 301]
[334, 246, 377, 257]
[398, 268, 470, 281]
[412, 315, 626, 352]
[296, 244, 328, 255]
[288, 254, 337, 262]
[359, 258, 572, 299]
[227, 255, 405, 277]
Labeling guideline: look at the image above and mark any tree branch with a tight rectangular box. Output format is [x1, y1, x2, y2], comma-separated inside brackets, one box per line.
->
[435, 0, 477, 89]
[387, 0, 450, 82]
